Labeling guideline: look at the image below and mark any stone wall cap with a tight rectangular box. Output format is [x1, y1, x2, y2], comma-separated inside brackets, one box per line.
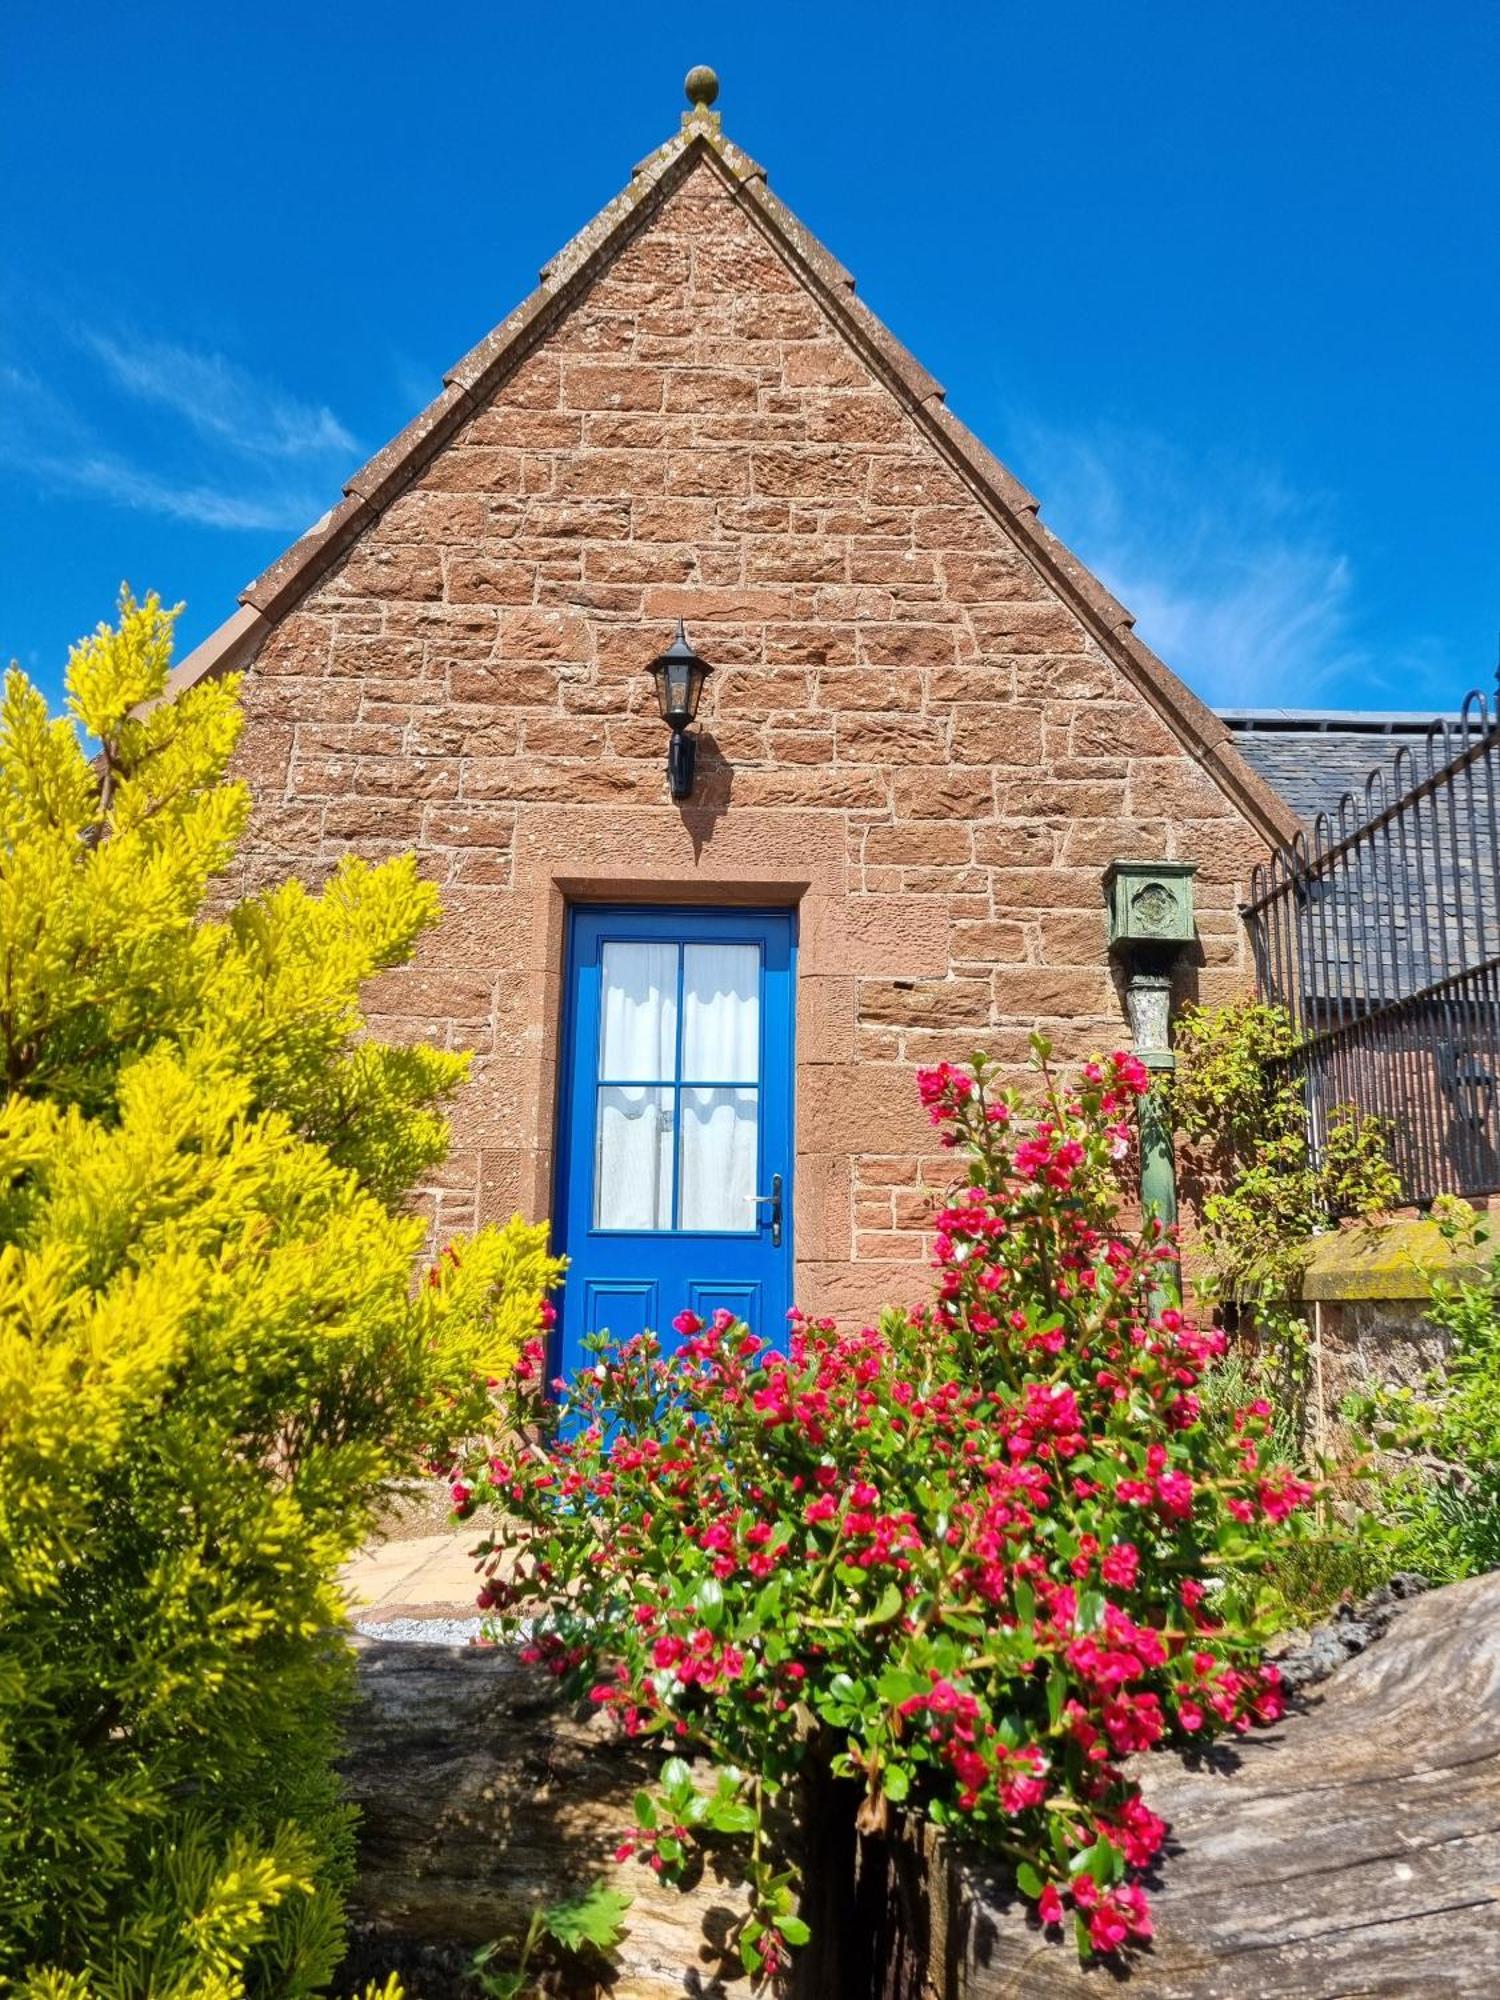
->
[1300, 1217, 1489, 1301]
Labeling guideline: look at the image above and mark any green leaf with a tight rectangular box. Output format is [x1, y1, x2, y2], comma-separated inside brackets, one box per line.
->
[1089, 1836, 1124, 1887]
[1046, 1670, 1066, 1731]
[881, 1763, 910, 1803]
[706, 1798, 758, 1834]
[694, 1576, 725, 1631]
[773, 1915, 811, 1946]
[862, 1580, 903, 1626]
[633, 1789, 658, 1830]
[541, 1882, 633, 1954]
[1015, 1861, 1044, 1899]
[875, 1665, 923, 1705]
[659, 1756, 692, 1798]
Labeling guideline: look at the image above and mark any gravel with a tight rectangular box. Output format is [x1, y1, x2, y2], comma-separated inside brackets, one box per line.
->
[353, 1574, 1439, 1679]
[355, 1615, 486, 1646]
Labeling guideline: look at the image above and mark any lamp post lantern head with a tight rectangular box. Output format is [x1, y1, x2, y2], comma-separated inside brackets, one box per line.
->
[646, 620, 712, 798]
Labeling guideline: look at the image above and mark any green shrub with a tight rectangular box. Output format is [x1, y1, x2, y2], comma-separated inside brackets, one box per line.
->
[1344, 1206, 1500, 1583]
[0, 594, 561, 1996]
[1173, 997, 1399, 1423]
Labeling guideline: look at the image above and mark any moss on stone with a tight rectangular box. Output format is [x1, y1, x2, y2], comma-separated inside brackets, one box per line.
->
[1299, 1218, 1486, 1302]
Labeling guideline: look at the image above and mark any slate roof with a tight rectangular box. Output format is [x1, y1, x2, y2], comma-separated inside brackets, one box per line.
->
[1219, 708, 1465, 828]
[1226, 703, 1499, 1011]
[163, 78, 1299, 849]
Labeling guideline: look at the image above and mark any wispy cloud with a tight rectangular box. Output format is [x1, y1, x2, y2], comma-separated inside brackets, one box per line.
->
[0, 321, 356, 535]
[82, 329, 356, 460]
[43, 453, 324, 531]
[1004, 418, 1369, 707]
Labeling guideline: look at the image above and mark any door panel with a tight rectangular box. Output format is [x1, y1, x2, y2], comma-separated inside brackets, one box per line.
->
[580, 1278, 659, 1346]
[686, 1279, 763, 1330]
[555, 906, 795, 1380]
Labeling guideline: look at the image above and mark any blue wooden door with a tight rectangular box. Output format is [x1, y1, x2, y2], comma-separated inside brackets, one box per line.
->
[555, 905, 795, 1378]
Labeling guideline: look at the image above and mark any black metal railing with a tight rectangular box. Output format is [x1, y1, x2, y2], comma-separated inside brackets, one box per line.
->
[1243, 688, 1500, 1206]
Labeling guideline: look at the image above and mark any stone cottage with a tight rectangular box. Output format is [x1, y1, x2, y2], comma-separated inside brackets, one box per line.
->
[170, 70, 1301, 1372]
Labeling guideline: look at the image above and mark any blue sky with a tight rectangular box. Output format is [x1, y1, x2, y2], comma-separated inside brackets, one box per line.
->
[4, 1, 1497, 714]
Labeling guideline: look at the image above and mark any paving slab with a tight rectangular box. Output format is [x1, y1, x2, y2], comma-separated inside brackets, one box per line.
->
[341, 1530, 488, 1619]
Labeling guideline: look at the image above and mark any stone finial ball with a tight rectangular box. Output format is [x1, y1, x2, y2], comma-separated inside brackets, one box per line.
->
[684, 65, 720, 108]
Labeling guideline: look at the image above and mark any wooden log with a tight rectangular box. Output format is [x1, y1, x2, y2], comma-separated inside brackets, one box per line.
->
[855, 1565, 1500, 1997]
[340, 1569, 1500, 1997]
[338, 1639, 752, 1998]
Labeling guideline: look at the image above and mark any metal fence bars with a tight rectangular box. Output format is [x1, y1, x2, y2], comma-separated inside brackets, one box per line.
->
[1244, 689, 1500, 1206]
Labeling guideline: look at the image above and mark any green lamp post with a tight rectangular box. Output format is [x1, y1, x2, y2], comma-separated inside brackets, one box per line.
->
[1103, 860, 1198, 1301]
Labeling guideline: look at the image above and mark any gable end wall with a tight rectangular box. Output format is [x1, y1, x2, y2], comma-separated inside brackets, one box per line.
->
[227, 157, 1267, 1319]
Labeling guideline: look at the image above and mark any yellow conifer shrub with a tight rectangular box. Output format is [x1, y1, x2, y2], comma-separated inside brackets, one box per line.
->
[0, 593, 562, 1996]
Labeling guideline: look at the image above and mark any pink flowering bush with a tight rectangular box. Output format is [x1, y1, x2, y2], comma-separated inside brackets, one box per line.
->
[464, 1041, 1309, 1976]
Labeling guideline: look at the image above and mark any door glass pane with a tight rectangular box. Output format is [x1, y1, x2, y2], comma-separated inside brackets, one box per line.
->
[596, 1086, 673, 1230]
[600, 941, 678, 1081]
[682, 943, 760, 1083]
[679, 1087, 758, 1232]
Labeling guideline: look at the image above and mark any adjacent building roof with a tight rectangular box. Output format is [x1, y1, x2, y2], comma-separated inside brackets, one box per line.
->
[167, 76, 1301, 848]
[1220, 708, 1465, 827]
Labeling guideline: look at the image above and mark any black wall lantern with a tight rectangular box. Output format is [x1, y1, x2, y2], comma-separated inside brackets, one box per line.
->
[646, 619, 712, 800]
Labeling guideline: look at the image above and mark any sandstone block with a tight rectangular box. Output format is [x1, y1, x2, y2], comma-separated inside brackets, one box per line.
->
[443, 555, 533, 605]
[836, 715, 947, 766]
[990, 966, 1114, 1018]
[562, 362, 665, 411]
[892, 769, 993, 820]
[863, 824, 971, 867]
[857, 622, 962, 670]
[950, 920, 1028, 965]
[496, 608, 589, 664]
[859, 977, 991, 1029]
[1126, 757, 1227, 820]
[421, 805, 517, 850]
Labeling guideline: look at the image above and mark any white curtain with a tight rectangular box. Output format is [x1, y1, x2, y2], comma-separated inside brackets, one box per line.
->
[594, 939, 762, 1233]
[596, 1086, 673, 1231]
[600, 942, 677, 1080]
[680, 1087, 758, 1231]
[681, 945, 760, 1232]
[682, 944, 759, 1082]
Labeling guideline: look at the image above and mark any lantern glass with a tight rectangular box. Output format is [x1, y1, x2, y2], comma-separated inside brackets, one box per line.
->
[647, 621, 710, 729]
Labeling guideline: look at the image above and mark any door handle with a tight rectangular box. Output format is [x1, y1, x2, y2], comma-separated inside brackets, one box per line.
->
[749, 1172, 783, 1247]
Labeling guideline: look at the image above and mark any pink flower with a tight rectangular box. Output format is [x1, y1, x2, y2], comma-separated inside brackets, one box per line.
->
[1155, 1469, 1195, 1519]
[1100, 1541, 1139, 1590]
[1089, 1902, 1129, 1953]
[1258, 1471, 1314, 1523]
[1037, 1883, 1065, 1926]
